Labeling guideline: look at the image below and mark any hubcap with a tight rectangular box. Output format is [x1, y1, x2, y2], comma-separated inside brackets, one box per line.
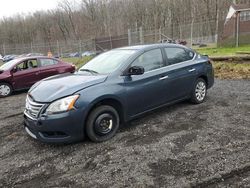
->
[0, 84, 11, 96]
[94, 113, 114, 135]
[195, 81, 206, 101]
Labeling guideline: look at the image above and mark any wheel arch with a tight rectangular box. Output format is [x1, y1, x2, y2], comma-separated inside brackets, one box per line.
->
[197, 74, 208, 87]
[0, 80, 13, 88]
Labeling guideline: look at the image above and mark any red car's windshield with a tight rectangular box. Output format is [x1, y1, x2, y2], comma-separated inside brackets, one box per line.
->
[0, 59, 20, 71]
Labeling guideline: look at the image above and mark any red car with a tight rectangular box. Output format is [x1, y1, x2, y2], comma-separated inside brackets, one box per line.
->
[0, 56, 75, 97]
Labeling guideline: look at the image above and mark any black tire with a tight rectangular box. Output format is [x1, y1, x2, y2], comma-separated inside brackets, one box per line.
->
[86, 105, 120, 142]
[190, 78, 207, 104]
[0, 82, 13, 97]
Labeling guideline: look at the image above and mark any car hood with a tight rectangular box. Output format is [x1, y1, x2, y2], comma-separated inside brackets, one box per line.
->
[0, 70, 10, 79]
[29, 73, 108, 103]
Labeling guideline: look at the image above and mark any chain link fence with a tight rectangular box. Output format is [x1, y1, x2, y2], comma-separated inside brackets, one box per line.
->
[128, 20, 222, 47]
[0, 20, 224, 56]
[1, 39, 95, 57]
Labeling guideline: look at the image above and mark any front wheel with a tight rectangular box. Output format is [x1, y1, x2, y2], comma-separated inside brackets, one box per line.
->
[0, 83, 13, 97]
[86, 105, 120, 142]
[190, 78, 207, 104]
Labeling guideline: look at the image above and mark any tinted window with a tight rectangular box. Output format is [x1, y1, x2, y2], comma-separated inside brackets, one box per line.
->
[165, 48, 194, 65]
[40, 59, 57, 67]
[131, 49, 164, 72]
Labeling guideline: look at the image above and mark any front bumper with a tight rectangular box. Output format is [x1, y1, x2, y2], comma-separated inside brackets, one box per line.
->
[23, 109, 85, 143]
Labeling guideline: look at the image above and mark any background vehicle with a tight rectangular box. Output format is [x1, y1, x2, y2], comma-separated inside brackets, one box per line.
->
[82, 51, 96, 57]
[24, 44, 214, 143]
[69, 52, 81, 58]
[0, 54, 3, 64]
[3, 55, 18, 62]
[160, 39, 187, 45]
[0, 56, 75, 97]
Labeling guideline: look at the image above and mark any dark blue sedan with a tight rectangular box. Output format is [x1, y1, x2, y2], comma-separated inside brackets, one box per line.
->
[24, 44, 214, 143]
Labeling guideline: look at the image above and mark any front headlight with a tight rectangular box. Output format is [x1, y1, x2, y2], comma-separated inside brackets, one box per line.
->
[46, 95, 79, 115]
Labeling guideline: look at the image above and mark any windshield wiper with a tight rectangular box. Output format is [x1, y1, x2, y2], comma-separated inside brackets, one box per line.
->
[79, 69, 99, 74]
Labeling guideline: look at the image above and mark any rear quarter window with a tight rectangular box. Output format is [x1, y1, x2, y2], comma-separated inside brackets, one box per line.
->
[165, 47, 194, 65]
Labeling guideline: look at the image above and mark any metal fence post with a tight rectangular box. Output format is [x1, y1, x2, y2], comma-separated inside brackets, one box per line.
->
[236, 12, 240, 48]
[190, 19, 194, 47]
[79, 40, 82, 57]
[2, 44, 6, 55]
[57, 40, 60, 57]
[31, 42, 33, 53]
[215, 9, 219, 47]
[93, 38, 97, 52]
[139, 27, 144, 44]
[128, 29, 132, 46]
[110, 35, 113, 49]
[159, 27, 162, 42]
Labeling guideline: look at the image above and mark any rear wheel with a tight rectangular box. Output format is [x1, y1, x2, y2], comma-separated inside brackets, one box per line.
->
[190, 78, 207, 104]
[0, 83, 13, 97]
[86, 105, 120, 142]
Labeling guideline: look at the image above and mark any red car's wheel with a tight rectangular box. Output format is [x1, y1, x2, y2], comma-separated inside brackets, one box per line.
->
[0, 83, 13, 97]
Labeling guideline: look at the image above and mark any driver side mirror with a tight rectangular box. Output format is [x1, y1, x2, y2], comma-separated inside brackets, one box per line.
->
[125, 66, 145, 76]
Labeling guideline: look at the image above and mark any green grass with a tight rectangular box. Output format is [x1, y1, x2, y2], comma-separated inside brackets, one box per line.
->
[61, 57, 92, 69]
[1, 56, 249, 80]
[195, 44, 250, 57]
[64, 57, 250, 80]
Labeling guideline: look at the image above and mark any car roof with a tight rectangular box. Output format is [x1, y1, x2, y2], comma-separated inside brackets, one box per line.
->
[117, 43, 191, 51]
[14, 56, 57, 62]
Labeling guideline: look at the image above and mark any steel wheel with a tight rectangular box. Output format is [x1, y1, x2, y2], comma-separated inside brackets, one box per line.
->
[86, 105, 120, 142]
[94, 113, 114, 135]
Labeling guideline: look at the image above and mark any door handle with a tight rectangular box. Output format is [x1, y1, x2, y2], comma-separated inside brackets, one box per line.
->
[159, 75, 169, 80]
[35, 72, 39, 75]
[188, 68, 196, 72]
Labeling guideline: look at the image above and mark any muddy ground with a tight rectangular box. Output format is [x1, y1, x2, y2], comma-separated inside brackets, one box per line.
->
[0, 79, 249, 188]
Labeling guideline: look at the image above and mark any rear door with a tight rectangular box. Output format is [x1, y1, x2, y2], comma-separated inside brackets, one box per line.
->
[38, 58, 59, 79]
[12, 59, 40, 89]
[162, 47, 197, 102]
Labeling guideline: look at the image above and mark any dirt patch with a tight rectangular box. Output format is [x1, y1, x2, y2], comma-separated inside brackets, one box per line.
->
[212, 61, 250, 79]
[0, 79, 249, 187]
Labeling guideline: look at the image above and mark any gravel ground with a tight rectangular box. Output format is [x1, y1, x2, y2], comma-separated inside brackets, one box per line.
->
[0, 79, 249, 188]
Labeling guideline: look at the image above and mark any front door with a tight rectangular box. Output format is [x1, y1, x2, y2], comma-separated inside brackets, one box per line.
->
[12, 59, 40, 90]
[123, 48, 167, 117]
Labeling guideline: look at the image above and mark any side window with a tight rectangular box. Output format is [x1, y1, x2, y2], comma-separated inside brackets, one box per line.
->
[165, 48, 193, 65]
[16, 59, 38, 71]
[40, 59, 57, 67]
[131, 49, 164, 72]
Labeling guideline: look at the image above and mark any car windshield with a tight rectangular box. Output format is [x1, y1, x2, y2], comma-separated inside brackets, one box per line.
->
[79, 50, 137, 74]
[0, 59, 20, 71]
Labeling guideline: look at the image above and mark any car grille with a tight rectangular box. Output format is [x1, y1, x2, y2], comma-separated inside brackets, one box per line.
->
[25, 95, 45, 119]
